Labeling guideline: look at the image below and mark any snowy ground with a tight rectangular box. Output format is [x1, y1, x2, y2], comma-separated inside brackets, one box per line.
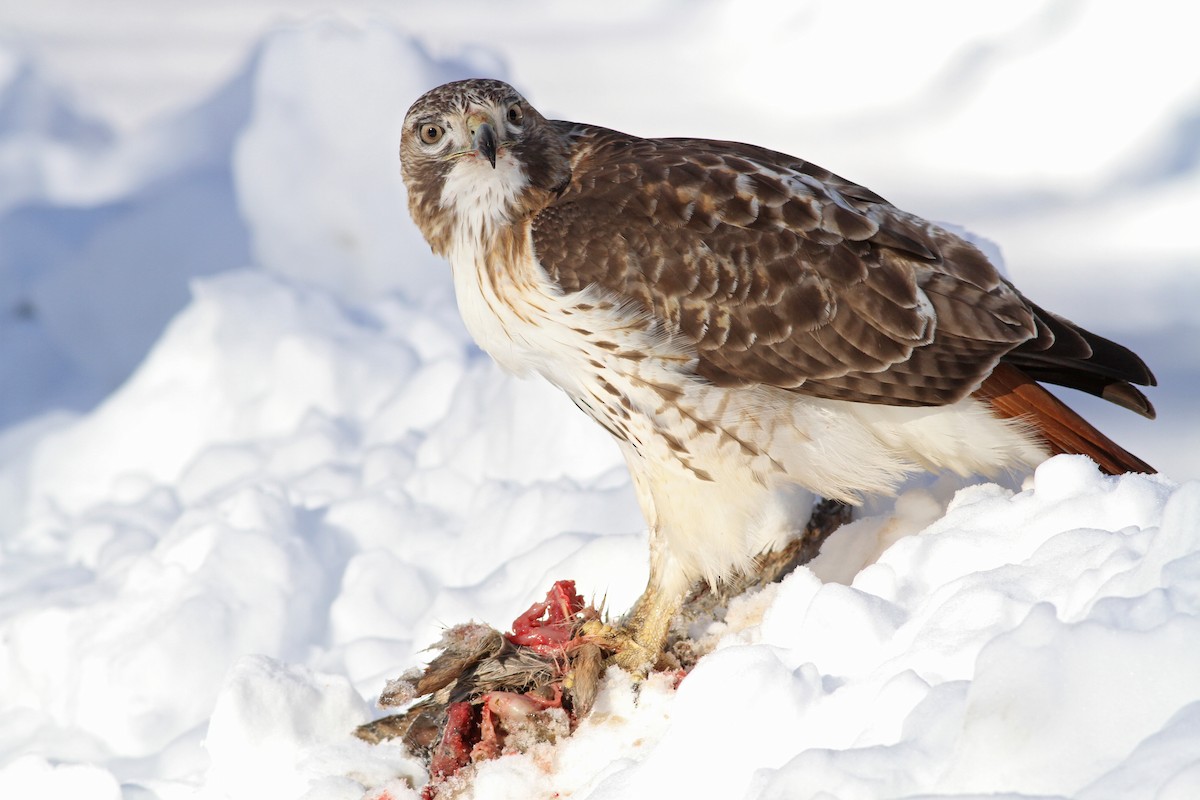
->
[1, 2, 1199, 798]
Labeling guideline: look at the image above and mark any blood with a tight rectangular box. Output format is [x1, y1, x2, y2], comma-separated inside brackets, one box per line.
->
[505, 579, 586, 655]
[428, 701, 478, 780]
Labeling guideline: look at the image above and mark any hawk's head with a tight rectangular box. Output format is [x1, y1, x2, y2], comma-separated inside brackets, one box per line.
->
[401, 79, 572, 254]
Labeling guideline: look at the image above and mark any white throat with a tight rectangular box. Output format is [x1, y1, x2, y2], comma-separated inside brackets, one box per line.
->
[440, 155, 529, 245]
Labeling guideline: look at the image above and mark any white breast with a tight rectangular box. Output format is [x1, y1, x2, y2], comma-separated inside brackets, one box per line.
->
[440, 155, 655, 383]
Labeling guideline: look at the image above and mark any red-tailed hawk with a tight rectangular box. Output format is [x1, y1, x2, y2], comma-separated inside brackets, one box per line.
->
[399, 79, 1155, 667]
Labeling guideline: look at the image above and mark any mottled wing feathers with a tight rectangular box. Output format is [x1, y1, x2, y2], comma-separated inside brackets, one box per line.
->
[532, 123, 1037, 407]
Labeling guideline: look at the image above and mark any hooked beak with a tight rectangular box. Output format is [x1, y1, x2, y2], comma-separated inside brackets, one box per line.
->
[473, 121, 498, 169]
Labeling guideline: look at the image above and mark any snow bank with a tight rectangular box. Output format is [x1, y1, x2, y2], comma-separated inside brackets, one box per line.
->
[1, 268, 639, 753]
[232, 22, 495, 303]
[203, 655, 415, 800]
[0, 44, 252, 427]
[1, 8, 1198, 800]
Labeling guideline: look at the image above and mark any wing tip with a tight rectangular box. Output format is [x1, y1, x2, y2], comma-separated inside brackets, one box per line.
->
[1102, 382, 1156, 420]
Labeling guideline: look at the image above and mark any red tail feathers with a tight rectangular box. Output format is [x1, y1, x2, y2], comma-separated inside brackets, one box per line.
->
[975, 363, 1154, 475]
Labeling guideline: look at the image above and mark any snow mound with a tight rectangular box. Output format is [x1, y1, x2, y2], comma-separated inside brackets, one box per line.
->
[4, 262, 1197, 797]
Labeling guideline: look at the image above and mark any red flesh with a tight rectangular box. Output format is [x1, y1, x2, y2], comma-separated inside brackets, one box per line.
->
[505, 579, 586, 655]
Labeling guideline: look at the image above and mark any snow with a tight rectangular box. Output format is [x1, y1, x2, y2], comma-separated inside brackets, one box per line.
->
[1, 2, 1199, 798]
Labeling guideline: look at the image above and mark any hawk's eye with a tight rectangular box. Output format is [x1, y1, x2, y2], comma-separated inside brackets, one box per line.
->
[418, 123, 445, 145]
[506, 103, 524, 125]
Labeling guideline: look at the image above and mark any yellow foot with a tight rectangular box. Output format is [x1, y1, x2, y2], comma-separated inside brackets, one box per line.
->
[579, 619, 663, 674]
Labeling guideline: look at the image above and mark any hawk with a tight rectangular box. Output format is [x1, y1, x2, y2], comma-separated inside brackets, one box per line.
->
[399, 78, 1155, 668]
